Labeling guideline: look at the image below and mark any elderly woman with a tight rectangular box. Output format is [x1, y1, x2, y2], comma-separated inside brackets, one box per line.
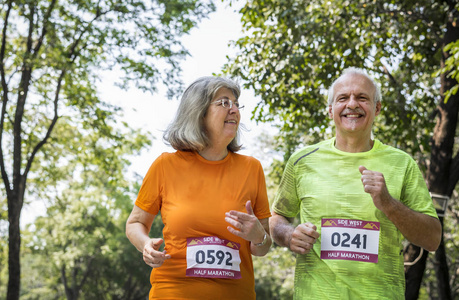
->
[126, 76, 272, 299]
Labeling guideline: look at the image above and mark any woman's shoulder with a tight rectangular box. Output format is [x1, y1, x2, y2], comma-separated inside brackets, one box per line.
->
[231, 151, 263, 166]
[152, 150, 195, 165]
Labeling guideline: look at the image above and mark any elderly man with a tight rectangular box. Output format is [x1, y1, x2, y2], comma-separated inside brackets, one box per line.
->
[270, 67, 441, 299]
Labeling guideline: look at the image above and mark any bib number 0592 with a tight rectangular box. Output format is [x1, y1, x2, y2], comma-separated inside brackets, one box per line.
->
[331, 232, 367, 249]
[195, 249, 232, 266]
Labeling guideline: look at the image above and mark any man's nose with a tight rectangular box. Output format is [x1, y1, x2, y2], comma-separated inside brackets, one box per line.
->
[346, 95, 359, 109]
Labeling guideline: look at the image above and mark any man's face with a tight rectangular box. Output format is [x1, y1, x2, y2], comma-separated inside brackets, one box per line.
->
[328, 73, 381, 137]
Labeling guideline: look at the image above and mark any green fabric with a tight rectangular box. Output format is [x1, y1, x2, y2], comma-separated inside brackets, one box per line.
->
[272, 138, 438, 300]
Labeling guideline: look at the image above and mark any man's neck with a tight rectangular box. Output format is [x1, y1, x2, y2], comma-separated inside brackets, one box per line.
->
[334, 134, 374, 153]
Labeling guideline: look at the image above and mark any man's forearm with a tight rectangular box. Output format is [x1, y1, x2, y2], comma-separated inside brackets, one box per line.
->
[381, 198, 441, 251]
[270, 212, 294, 248]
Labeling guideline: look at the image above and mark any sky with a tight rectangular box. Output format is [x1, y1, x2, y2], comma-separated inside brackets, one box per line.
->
[21, 1, 275, 224]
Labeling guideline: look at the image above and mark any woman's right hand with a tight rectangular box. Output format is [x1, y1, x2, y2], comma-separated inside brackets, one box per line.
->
[143, 238, 171, 268]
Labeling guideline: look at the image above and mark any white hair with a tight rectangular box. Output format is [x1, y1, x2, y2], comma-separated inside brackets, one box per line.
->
[327, 67, 381, 105]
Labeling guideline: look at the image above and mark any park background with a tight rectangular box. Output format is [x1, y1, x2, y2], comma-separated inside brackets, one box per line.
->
[1, 0, 458, 299]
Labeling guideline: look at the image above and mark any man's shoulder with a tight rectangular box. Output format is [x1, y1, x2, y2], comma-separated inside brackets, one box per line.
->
[375, 140, 415, 159]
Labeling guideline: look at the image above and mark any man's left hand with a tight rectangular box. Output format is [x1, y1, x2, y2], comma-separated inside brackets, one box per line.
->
[359, 165, 394, 211]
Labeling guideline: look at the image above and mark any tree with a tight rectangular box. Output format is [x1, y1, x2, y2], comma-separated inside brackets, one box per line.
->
[0, 195, 7, 297]
[253, 246, 296, 300]
[225, 0, 459, 298]
[23, 172, 163, 300]
[18, 120, 154, 300]
[0, 0, 215, 299]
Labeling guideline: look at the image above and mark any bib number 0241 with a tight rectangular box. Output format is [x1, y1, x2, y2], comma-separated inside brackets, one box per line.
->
[331, 232, 367, 249]
[320, 218, 380, 263]
[195, 249, 232, 266]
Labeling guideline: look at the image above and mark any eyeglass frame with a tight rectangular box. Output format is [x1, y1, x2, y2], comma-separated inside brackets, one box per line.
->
[210, 98, 245, 110]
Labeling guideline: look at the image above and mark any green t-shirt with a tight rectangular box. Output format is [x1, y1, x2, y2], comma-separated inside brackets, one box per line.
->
[272, 138, 438, 300]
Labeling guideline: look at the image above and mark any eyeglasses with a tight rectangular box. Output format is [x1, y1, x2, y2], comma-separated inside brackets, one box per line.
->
[211, 98, 244, 110]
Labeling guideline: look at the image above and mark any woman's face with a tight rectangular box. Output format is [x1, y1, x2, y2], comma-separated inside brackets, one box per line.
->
[203, 87, 241, 148]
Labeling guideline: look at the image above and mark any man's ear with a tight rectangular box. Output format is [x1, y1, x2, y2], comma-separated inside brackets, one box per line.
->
[328, 105, 333, 118]
[375, 101, 381, 116]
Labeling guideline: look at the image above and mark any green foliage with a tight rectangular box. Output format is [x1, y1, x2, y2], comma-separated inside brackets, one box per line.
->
[1, 0, 215, 177]
[253, 246, 296, 300]
[20, 122, 164, 298]
[442, 40, 459, 103]
[420, 193, 459, 299]
[225, 0, 445, 161]
[3, 0, 215, 97]
[444, 198, 459, 299]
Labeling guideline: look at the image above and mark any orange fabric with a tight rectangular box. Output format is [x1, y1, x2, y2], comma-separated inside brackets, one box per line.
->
[135, 150, 271, 300]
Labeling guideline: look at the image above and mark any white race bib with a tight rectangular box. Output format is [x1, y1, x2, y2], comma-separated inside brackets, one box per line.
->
[186, 236, 241, 279]
[320, 218, 380, 263]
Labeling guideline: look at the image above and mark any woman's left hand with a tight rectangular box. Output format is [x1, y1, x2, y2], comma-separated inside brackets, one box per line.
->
[225, 200, 266, 244]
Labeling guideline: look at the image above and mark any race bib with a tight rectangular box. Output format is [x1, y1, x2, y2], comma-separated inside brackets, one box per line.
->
[186, 236, 241, 279]
[320, 218, 380, 263]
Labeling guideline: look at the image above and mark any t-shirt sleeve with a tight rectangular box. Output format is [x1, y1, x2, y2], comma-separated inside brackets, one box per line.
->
[253, 160, 271, 220]
[271, 155, 300, 218]
[135, 154, 164, 215]
[401, 158, 438, 219]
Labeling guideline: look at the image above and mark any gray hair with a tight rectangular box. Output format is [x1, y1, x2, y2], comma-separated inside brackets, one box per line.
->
[327, 67, 381, 105]
[163, 76, 242, 152]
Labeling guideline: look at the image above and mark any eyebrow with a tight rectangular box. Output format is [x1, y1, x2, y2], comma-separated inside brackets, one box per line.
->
[335, 92, 370, 98]
[217, 97, 239, 102]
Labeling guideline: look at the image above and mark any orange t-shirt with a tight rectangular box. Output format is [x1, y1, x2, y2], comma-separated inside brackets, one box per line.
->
[135, 150, 271, 300]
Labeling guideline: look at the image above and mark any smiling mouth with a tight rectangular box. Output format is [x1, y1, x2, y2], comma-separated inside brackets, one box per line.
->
[343, 114, 363, 118]
[225, 120, 237, 124]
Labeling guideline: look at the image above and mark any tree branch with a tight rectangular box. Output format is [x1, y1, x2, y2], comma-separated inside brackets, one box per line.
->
[72, 260, 78, 298]
[0, 0, 12, 197]
[31, 0, 58, 57]
[25, 3, 35, 54]
[12, 2, 37, 207]
[448, 151, 459, 195]
[23, 69, 64, 180]
[382, 64, 398, 85]
[21, 2, 112, 200]
[77, 255, 95, 292]
[61, 263, 72, 300]
[381, 63, 414, 122]
[22, 1, 103, 190]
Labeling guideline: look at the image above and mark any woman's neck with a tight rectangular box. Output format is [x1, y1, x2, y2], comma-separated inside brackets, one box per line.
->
[198, 146, 229, 161]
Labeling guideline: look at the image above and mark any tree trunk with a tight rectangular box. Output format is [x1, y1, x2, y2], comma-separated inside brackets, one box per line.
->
[405, 8, 459, 299]
[6, 192, 22, 300]
[405, 244, 429, 299]
[428, 18, 459, 300]
[434, 217, 451, 300]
